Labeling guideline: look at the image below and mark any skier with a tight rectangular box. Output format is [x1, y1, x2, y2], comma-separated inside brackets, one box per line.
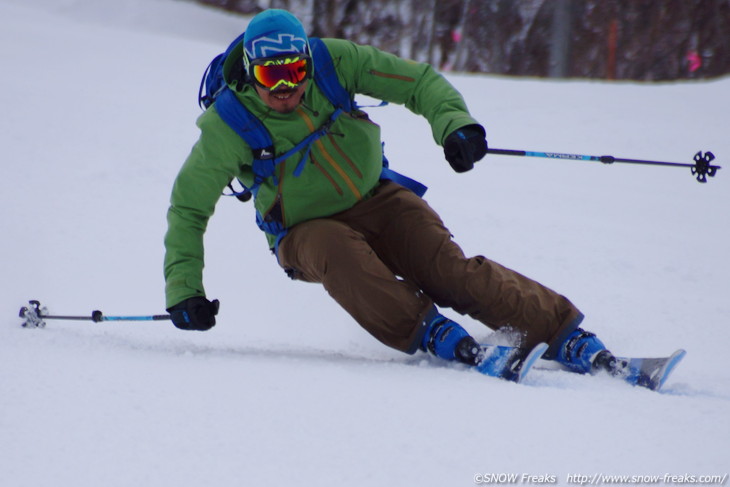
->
[164, 9, 614, 378]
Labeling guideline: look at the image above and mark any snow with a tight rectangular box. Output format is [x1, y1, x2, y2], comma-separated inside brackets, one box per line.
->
[1, 1, 729, 486]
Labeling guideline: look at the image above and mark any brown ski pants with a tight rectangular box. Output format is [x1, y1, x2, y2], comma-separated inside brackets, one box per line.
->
[277, 181, 583, 356]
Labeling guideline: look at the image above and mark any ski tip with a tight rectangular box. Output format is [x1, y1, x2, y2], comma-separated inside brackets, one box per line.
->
[671, 349, 687, 361]
[654, 349, 687, 391]
[515, 342, 549, 383]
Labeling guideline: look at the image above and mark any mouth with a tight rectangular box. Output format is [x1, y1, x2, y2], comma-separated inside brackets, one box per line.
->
[271, 88, 297, 101]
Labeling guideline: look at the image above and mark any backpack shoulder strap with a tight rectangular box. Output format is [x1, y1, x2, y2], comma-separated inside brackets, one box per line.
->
[215, 88, 274, 156]
[215, 88, 275, 201]
[309, 38, 353, 112]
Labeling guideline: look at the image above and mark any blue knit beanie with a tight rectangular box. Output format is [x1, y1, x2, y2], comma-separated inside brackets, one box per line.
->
[244, 9, 309, 61]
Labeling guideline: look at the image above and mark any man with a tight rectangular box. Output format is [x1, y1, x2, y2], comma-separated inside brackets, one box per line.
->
[164, 9, 612, 377]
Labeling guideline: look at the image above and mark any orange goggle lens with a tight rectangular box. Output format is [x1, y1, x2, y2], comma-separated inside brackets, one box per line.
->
[251, 57, 310, 90]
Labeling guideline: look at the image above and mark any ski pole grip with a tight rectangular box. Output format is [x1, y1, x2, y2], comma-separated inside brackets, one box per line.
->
[487, 148, 526, 157]
[92, 310, 171, 322]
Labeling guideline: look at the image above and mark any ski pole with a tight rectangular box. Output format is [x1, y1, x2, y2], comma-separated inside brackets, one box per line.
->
[18, 300, 170, 328]
[487, 148, 721, 183]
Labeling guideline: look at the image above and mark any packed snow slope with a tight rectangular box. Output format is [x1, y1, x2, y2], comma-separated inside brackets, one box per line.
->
[1, 1, 728, 486]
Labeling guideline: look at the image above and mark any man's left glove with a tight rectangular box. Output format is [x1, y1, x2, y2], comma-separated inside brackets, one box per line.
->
[443, 124, 488, 173]
[167, 296, 219, 331]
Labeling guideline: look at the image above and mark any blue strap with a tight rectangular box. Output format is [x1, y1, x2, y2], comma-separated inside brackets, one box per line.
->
[310, 38, 353, 111]
[294, 145, 314, 177]
[380, 167, 428, 197]
[216, 88, 273, 150]
[252, 157, 276, 180]
[255, 209, 289, 259]
[379, 142, 427, 196]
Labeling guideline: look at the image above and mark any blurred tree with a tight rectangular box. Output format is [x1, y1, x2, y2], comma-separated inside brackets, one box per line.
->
[197, 0, 261, 14]
[194, 0, 730, 80]
[570, 0, 730, 80]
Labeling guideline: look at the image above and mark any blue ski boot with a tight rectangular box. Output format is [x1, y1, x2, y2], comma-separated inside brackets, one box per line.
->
[555, 328, 612, 374]
[420, 308, 475, 364]
[420, 308, 547, 382]
[554, 328, 685, 389]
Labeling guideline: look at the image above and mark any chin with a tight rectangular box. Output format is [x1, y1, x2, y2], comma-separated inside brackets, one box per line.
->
[272, 100, 301, 114]
[257, 83, 307, 113]
[271, 92, 304, 113]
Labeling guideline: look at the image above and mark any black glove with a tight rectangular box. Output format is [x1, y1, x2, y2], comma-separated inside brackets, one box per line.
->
[167, 297, 219, 331]
[443, 124, 488, 173]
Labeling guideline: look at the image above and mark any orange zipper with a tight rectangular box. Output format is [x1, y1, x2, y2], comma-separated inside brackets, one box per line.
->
[369, 69, 416, 82]
[328, 134, 363, 179]
[311, 153, 344, 195]
[296, 108, 362, 200]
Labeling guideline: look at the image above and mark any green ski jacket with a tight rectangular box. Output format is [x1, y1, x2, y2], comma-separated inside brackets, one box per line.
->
[164, 38, 479, 308]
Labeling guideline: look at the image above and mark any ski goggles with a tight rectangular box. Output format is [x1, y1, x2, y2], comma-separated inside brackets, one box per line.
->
[248, 54, 312, 91]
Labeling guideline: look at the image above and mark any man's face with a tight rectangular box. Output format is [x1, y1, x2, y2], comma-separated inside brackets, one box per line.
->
[255, 81, 308, 114]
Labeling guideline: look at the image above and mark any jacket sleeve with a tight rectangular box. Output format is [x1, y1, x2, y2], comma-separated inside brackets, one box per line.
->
[163, 109, 244, 309]
[322, 38, 480, 145]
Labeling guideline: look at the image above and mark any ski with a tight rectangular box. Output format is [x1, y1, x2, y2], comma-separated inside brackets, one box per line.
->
[473, 342, 549, 383]
[607, 349, 687, 391]
[535, 348, 686, 391]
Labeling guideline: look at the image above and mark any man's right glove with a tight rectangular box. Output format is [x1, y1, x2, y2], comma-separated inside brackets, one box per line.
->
[443, 124, 488, 173]
[167, 296, 219, 331]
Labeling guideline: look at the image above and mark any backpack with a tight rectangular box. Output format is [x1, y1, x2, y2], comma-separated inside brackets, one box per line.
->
[197, 34, 426, 250]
